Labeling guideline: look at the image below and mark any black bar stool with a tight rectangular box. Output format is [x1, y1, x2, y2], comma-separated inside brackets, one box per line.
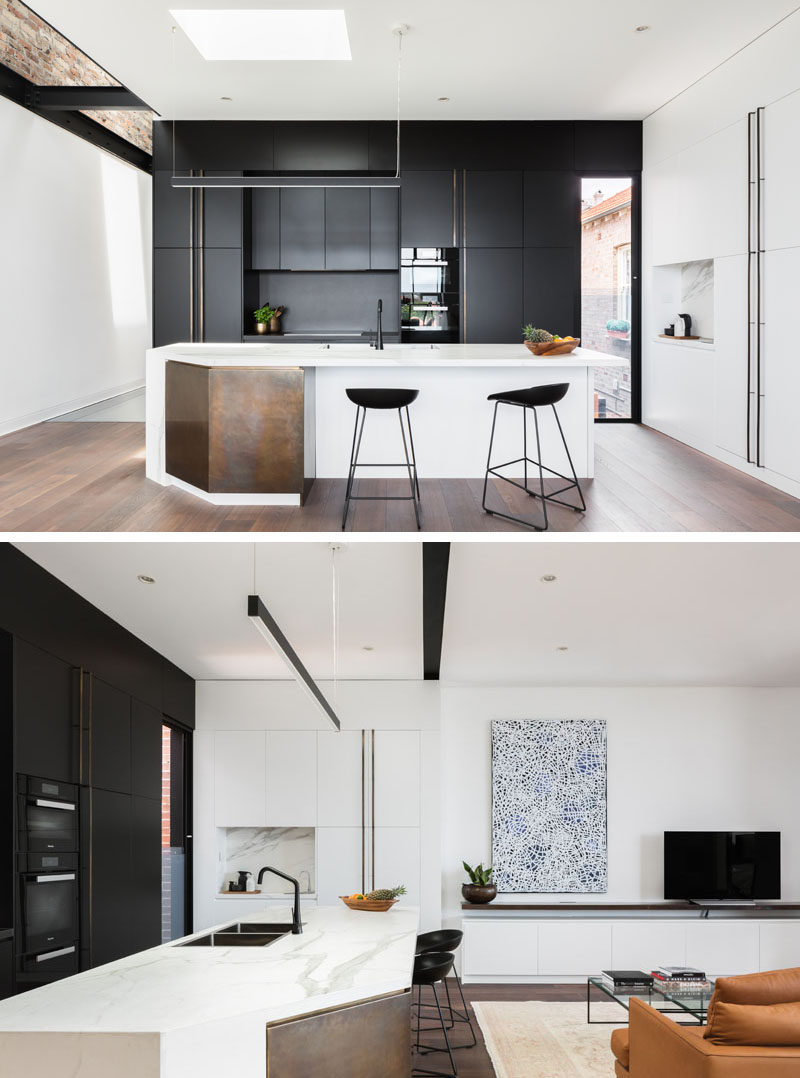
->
[412, 952, 458, 1078]
[482, 382, 586, 531]
[415, 929, 476, 1048]
[342, 388, 421, 531]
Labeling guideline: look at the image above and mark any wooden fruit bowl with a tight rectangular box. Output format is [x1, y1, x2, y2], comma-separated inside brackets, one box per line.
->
[340, 895, 398, 912]
[525, 338, 580, 356]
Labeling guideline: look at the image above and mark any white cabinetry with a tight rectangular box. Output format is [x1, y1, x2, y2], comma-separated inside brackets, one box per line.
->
[462, 917, 798, 983]
[714, 254, 749, 460]
[374, 826, 421, 907]
[317, 731, 362, 827]
[374, 731, 420, 827]
[763, 247, 800, 485]
[214, 731, 266, 824]
[316, 827, 362, 905]
[685, 922, 759, 976]
[265, 731, 317, 826]
[539, 923, 612, 976]
[763, 91, 800, 252]
[463, 920, 538, 978]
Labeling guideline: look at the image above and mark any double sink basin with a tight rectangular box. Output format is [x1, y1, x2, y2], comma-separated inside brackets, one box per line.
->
[178, 922, 294, 948]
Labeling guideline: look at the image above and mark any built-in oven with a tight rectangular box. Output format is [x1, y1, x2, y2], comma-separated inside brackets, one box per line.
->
[19, 872, 79, 955]
[17, 776, 79, 853]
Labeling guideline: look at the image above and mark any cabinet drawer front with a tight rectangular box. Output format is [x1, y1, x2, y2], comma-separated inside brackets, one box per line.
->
[463, 921, 538, 978]
[685, 923, 759, 976]
[538, 923, 612, 976]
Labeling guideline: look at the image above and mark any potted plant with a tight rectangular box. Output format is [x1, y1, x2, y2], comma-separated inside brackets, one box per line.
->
[254, 304, 284, 335]
[462, 861, 497, 904]
[606, 318, 630, 340]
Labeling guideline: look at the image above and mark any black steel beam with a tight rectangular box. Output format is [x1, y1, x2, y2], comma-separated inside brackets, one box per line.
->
[0, 60, 151, 173]
[25, 85, 149, 111]
[422, 543, 450, 681]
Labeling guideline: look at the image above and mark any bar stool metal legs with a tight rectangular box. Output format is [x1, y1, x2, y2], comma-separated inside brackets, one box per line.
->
[342, 399, 421, 531]
[412, 953, 458, 1078]
[482, 398, 586, 531]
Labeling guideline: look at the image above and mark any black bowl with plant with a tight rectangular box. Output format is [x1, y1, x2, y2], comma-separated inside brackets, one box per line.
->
[462, 861, 497, 904]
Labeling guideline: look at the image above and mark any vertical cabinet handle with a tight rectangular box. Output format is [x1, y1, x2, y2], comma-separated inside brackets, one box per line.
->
[746, 106, 766, 468]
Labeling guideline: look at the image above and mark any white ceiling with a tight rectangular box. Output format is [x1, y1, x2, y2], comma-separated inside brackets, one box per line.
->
[15, 540, 800, 687]
[28, 0, 800, 121]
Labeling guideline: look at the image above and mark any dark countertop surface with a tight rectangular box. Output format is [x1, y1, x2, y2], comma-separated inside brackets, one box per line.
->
[461, 902, 800, 913]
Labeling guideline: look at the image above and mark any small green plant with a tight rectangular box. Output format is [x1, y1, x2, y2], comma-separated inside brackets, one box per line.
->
[463, 861, 493, 886]
[523, 325, 553, 343]
[254, 304, 277, 324]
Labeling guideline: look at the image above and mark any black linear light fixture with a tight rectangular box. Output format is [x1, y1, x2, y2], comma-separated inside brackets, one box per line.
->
[171, 24, 407, 189]
[247, 594, 341, 731]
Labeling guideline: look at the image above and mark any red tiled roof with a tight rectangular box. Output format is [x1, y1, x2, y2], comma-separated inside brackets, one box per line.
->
[581, 187, 632, 223]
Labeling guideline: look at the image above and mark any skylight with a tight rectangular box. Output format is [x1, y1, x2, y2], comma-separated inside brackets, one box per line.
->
[170, 9, 352, 61]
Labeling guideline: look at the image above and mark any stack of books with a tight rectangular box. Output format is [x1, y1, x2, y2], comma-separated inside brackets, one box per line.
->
[600, 969, 654, 992]
[651, 966, 712, 995]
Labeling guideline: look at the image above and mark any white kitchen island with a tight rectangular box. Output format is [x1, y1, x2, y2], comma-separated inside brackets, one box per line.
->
[145, 342, 624, 506]
[0, 905, 419, 1078]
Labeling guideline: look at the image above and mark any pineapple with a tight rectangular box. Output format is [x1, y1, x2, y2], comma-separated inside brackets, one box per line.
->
[365, 885, 407, 901]
[523, 325, 553, 343]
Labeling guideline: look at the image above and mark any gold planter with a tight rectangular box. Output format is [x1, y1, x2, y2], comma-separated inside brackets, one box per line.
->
[255, 322, 268, 335]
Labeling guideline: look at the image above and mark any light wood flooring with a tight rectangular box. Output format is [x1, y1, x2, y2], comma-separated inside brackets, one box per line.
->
[2, 419, 800, 532]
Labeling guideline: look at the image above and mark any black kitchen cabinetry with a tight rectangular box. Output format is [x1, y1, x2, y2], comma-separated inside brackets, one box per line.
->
[524, 172, 580, 248]
[130, 795, 162, 954]
[524, 248, 579, 336]
[132, 701, 164, 802]
[203, 184, 242, 249]
[153, 248, 191, 348]
[89, 678, 131, 795]
[251, 189, 280, 269]
[204, 248, 244, 342]
[325, 188, 370, 270]
[0, 938, 12, 1000]
[464, 248, 523, 344]
[280, 188, 325, 270]
[464, 171, 523, 248]
[14, 639, 75, 785]
[153, 171, 191, 248]
[400, 170, 456, 248]
[370, 188, 399, 270]
[87, 788, 132, 967]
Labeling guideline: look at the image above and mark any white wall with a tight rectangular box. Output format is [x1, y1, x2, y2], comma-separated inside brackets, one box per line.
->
[642, 9, 800, 495]
[0, 95, 151, 434]
[441, 686, 800, 926]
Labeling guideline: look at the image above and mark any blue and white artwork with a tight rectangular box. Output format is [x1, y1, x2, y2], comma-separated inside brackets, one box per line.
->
[491, 719, 607, 893]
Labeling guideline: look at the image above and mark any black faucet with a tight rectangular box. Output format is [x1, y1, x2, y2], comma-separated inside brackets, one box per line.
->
[375, 298, 384, 350]
[257, 866, 303, 934]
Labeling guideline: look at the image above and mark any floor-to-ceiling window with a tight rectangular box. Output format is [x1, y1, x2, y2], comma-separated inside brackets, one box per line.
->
[161, 723, 191, 942]
[581, 176, 639, 420]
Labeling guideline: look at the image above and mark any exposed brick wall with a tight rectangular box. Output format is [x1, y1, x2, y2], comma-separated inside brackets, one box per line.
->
[581, 188, 632, 418]
[0, 0, 152, 153]
[161, 724, 171, 849]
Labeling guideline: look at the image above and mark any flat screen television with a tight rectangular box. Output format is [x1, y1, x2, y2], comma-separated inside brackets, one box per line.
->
[664, 831, 781, 900]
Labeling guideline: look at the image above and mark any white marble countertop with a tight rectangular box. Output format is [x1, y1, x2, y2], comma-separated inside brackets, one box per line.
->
[0, 905, 419, 1034]
[148, 341, 626, 369]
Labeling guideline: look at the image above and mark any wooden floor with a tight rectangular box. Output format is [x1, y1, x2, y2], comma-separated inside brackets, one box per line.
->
[2, 418, 800, 532]
[411, 981, 584, 1077]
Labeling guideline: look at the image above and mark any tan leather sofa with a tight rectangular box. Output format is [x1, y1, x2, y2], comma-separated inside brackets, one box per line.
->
[611, 968, 800, 1077]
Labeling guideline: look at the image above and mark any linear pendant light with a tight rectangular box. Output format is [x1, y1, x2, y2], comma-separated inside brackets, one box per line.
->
[171, 25, 407, 190]
[247, 594, 341, 731]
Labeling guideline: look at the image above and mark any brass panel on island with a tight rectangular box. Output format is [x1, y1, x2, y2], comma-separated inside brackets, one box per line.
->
[266, 991, 411, 1078]
[165, 360, 314, 500]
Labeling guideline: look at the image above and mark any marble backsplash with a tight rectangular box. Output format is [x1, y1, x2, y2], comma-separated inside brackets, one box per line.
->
[221, 827, 315, 894]
[680, 259, 714, 338]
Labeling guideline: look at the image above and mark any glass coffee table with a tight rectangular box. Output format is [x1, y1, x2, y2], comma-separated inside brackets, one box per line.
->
[587, 976, 714, 1025]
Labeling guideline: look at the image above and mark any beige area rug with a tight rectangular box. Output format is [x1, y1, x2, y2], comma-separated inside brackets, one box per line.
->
[473, 1001, 625, 1078]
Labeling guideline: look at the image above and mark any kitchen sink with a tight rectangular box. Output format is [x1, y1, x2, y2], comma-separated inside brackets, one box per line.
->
[177, 921, 294, 948]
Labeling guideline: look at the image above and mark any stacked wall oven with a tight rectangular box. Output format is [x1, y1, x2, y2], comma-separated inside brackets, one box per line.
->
[15, 776, 80, 990]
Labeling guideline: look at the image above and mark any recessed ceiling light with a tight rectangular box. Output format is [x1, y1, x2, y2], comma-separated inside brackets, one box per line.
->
[362, 645, 375, 652]
[220, 96, 232, 101]
[437, 97, 450, 102]
[137, 574, 155, 584]
[171, 9, 352, 62]
[634, 24, 650, 32]
[540, 574, 557, 583]
[555, 645, 569, 652]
